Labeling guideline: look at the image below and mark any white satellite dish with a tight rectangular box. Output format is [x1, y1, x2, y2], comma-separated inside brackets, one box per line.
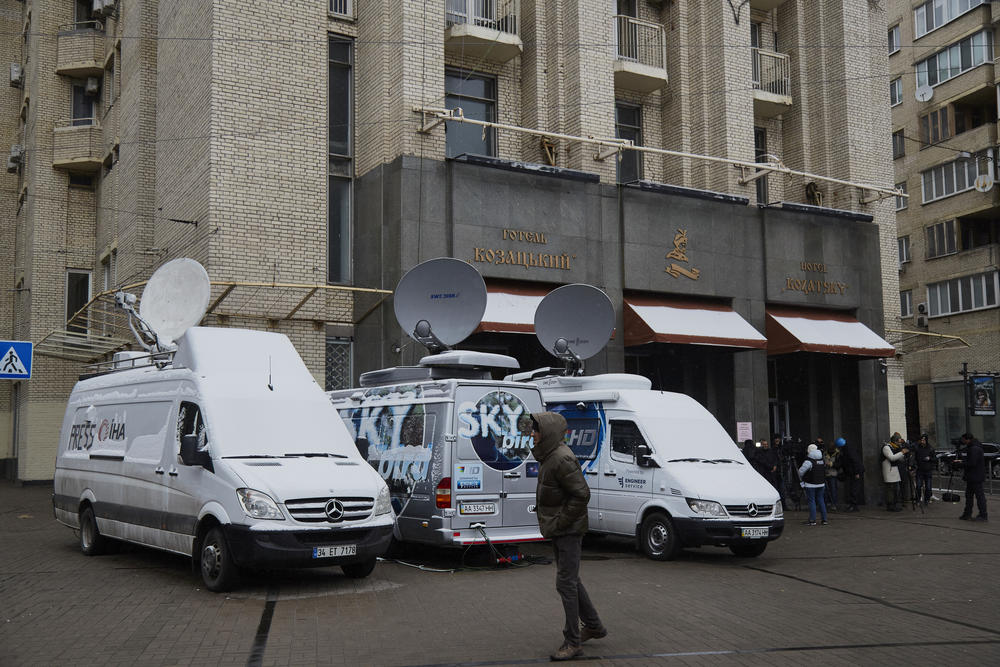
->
[534, 284, 615, 374]
[139, 258, 211, 345]
[393, 258, 487, 353]
[915, 85, 933, 103]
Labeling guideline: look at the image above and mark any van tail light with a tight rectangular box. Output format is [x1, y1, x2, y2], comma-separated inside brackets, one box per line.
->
[436, 477, 452, 508]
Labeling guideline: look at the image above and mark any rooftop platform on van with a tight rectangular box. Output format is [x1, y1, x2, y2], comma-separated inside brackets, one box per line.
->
[356, 350, 518, 388]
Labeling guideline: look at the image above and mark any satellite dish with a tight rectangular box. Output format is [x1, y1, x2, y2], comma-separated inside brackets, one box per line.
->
[139, 258, 211, 345]
[915, 85, 933, 103]
[975, 172, 994, 193]
[393, 258, 487, 353]
[534, 284, 614, 375]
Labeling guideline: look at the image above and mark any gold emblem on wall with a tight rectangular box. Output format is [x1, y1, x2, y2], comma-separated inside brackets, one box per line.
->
[665, 229, 701, 280]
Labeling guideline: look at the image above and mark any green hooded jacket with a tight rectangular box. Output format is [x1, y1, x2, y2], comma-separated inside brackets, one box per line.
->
[531, 411, 590, 538]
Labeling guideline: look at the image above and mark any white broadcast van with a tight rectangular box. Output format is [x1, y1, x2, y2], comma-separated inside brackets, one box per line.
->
[52, 260, 392, 591]
[526, 372, 784, 559]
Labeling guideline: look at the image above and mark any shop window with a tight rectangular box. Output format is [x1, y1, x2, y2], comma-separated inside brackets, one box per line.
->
[615, 102, 643, 184]
[445, 69, 496, 158]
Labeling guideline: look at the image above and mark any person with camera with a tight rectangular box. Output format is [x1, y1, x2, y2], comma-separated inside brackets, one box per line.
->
[820, 438, 841, 512]
[881, 433, 909, 512]
[912, 434, 936, 507]
[958, 432, 988, 522]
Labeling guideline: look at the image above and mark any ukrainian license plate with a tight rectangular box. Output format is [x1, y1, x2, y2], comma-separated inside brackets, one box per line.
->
[459, 502, 497, 515]
[312, 545, 357, 559]
[741, 527, 769, 539]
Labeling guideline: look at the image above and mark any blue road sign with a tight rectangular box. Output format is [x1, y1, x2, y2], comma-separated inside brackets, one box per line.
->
[0, 341, 33, 379]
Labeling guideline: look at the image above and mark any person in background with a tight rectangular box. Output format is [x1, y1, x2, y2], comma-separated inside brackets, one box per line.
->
[798, 444, 828, 526]
[822, 438, 841, 512]
[912, 434, 936, 507]
[741, 439, 756, 468]
[754, 437, 781, 500]
[881, 433, 908, 512]
[838, 437, 863, 512]
[958, 432, 988, 522]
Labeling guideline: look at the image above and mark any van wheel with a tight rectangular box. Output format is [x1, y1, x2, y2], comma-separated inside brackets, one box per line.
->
[200, 526, 239, 592]
[341, 558, 377, 579]
[79, 505, 107, 556]
[640, 512, 679, 561]
[729, 541, 768, 558]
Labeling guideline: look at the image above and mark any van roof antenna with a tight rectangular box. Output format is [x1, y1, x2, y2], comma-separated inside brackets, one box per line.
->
[393, 258, 487, 354]
[534, 284, 615, 376]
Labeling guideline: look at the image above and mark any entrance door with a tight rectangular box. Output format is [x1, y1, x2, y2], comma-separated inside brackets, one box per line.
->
[769, 399, 790, 440]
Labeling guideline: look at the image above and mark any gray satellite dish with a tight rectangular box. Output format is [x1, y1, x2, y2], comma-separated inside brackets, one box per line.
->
[915, 85, 933, 103]
[139, 258, 211, 346]
[534, 284, 614, 375]
[393, 258, 487, 353]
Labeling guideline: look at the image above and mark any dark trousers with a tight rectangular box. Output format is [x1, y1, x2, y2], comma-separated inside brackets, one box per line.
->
[915, 471, 933, 504]
[551, 534, 602, 646]
[885, 481, 901, 509]
[964, 481, 988, 517]
[847, 473, 864, 507]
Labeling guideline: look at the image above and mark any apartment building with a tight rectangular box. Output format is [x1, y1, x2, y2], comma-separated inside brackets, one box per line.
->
[2, 1, 902, 502]
[888, 0, 1000, 449]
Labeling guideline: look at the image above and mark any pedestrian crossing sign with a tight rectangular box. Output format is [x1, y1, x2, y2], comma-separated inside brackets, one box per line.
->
[0, 341, 32, 379]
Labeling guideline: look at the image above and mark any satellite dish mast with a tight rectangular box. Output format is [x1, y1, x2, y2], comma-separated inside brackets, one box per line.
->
[393, 258, 488, 354]
[534, 284, 615, 376]
[116, 258, 211, 353]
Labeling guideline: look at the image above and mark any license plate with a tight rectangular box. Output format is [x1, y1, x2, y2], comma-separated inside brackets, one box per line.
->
[741, 527, 769, 539]
[312, 544, 357, 558]
[459, 502, 497, 515]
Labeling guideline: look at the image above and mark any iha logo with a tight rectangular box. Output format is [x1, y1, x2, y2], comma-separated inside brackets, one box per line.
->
[97, 418, 126, 442]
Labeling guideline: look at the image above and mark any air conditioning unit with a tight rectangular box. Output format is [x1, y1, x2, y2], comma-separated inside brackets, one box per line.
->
[916, 314, 929, 328]
[916, 302, 928, 315]
[9, 63, 23, 88]
[9, 144, 24, 165]
[6, 157, 18, 174]
[85, 76, 100, 96]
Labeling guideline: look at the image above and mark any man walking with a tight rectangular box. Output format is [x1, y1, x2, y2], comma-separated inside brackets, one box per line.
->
[530, 412, 605, 661]
[958, 433, 988, 521]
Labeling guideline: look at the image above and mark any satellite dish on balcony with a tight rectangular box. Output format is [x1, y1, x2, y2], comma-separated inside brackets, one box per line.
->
[139, 258, 211, 345]
[975, 172, 994, 193]
[915, 85, 933, 103]
[534, 284, 615, 375]
[393, 258, 487, 353]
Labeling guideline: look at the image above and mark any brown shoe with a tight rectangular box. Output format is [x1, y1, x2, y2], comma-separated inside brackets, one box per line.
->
[550, 643, 583, 661]
[580, 625, 607, 642]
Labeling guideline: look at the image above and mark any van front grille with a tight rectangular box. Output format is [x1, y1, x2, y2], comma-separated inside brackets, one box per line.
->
[725, 504, 773, 517]
[285, 496, 375, 523]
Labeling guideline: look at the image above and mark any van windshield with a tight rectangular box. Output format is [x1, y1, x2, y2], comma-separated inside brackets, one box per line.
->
[641, 417, 743, 461]
[206, 395, 358, 458]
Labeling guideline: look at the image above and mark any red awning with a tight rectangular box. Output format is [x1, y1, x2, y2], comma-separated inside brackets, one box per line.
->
[623, 295, 767, 349]
[765, 307, 895, 357]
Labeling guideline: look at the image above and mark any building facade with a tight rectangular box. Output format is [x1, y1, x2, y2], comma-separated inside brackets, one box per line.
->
[888, 0, 1000, 449]
[2, 1, 903, 503]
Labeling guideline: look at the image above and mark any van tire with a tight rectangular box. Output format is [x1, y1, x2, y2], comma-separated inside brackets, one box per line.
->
[640, 512, 679, 561]
[79, 505, 108, 556]
[200, 526, 240, 592]
[729, 541, 768, 558]
[341, 558, 377, 579]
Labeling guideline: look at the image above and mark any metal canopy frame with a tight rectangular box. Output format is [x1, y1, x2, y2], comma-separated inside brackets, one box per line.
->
[34, 280, 392, 363]
[885, 329, 971, 355]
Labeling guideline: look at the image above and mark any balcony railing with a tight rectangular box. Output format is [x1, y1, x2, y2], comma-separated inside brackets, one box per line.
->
[752, 48, 790, 97]
[446, 0, 519, 36]
[615, 15, 665, 70]
[53, 118, 103, 172]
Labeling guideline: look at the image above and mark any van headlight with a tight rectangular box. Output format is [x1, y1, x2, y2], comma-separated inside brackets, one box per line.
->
[373, 485, 392, 516]
[237, 488, 284, 520]
[686, 498, 727, 517]
[773, 500, 783, 518]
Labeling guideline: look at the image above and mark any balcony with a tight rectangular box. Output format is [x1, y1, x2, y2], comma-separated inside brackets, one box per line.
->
[613, 15, 667, 94]
[52, 119, 103, 172]
[752, 48, 792, 118]
[56, 21, 106, 77]
[445, 0, 522, 64]
[750, 0, 790, 9]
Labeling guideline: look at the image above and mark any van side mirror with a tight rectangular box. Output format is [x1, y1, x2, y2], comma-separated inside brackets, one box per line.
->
[180, 434, 212, 469]
[636, 444, 657, 468]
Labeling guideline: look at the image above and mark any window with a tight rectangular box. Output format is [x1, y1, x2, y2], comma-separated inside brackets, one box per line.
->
[892, 130, 905, 159]
[901, 290, 913, 318]
[898, 236, 911, 265]
[177, 402, 209, 453]
[445, 69, 497, 158]
[888, 24, 900, 54]
[919, 107, 950, 146]
[329, 0, 353, 17]
[926, 219, 957, 258]
[325, 337, 352, 391]
[890, 77, 902, 106]
[915, 29, 992, 88]
[895, 182, 908, 211]
[754, 126, 769, 204]
[72, 83, 95, 126]
[66, 270, 91, 334]
[914, 0, 986, 39]
[74, 0, 91, 23]
[926, 271, 999, 316]
[328, 35, 353, 284]
[69, 173, 94, 188]
[103, 54, 115, 114]
[615, 102, 643, 184]
[960, 217, 1000, 250]
[610, 419, 647, 464]
[921, 156, 979, 203]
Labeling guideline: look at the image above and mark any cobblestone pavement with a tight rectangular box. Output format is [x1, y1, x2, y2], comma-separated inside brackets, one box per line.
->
[1, 481, 997, 666]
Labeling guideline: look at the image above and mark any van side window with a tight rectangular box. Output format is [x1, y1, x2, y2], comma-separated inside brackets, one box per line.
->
[610, 420, 646, 464]
[177, 401, 209, 452]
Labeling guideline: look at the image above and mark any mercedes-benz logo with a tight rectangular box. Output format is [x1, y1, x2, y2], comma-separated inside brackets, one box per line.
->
[324, 498, 345, 522]
[746, 503, 759, 517]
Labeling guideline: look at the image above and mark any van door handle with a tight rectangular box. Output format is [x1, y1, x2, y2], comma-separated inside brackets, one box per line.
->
[585, 470, 598, 475]
[503, 472, 521, 479]
[604, 471, 617, 477]
[154, 467, 165, 475]
[167, 468, 179, 477]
